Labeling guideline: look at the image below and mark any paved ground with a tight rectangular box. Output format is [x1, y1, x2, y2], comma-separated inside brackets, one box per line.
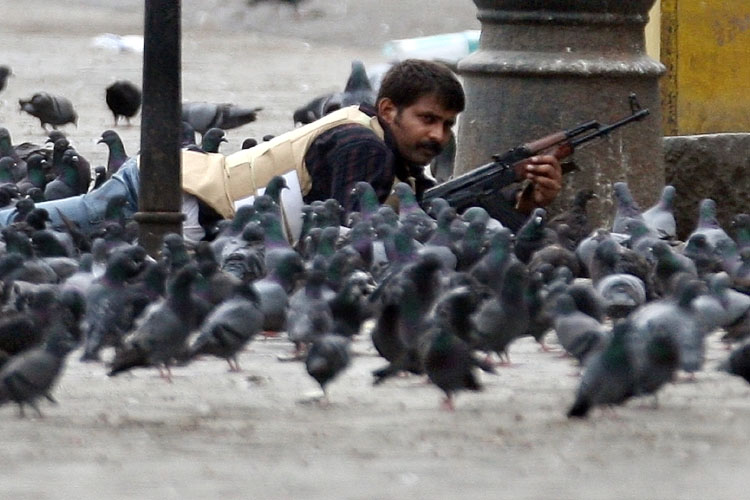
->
[1, 1, 749, 499]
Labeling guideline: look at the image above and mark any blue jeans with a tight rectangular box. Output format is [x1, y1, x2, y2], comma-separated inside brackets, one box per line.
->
[0, 158, 140, 233]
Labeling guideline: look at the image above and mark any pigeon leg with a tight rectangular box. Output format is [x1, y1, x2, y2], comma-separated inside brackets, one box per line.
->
[16, 403, 26, 419]
[227, 357, 242, 372]
[498, 351, 512, 367]
[261, 330, 280, 340]
[28, 400, 44, 418]
[440, 394, 455, 411]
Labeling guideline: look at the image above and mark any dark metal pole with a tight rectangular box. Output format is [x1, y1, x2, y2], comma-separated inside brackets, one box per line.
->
[135, 0, 184, 257]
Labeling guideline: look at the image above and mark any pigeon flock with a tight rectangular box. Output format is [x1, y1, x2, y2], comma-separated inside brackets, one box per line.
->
[1, 57, 750, 420]
[0, 116, 749, 417]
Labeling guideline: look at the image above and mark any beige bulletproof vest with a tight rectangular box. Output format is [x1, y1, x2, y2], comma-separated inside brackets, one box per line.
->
[181, 105, 385, 219]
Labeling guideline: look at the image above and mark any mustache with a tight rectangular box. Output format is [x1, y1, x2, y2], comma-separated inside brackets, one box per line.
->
[417, 140, 443, 155]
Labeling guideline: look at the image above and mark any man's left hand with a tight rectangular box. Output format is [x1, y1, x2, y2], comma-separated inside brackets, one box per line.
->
[516, 154, 563, 213]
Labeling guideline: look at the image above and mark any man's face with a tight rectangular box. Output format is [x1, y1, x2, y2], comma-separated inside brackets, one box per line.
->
[378, 93, 458, 165]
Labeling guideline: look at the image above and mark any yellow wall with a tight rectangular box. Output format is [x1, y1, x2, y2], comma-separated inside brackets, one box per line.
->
[654, 0, 750, 135]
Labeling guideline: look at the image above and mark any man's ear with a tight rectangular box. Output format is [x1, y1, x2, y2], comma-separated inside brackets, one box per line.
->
[377, 97, 398, 124]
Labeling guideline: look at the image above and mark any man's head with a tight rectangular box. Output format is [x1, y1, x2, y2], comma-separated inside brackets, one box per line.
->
[376, 59, 465, 165]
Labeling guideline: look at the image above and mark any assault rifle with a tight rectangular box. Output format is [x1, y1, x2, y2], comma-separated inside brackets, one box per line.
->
[421, 94, 650, 226]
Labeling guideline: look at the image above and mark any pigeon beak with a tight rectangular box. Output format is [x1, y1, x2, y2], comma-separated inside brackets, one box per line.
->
[97, 137, 104, 144]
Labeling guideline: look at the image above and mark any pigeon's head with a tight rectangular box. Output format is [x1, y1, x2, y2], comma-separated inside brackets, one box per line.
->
[698, 198, 718, 220]
[98, 129, 120, 145]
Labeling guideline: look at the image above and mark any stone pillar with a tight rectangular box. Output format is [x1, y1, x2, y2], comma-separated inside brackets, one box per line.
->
[454, 0, 665, 227]
[136, 0, 184, 257]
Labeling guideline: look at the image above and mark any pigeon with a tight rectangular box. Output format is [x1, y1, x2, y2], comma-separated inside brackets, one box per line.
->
[200, 128, 227, 154]
[328, 270, 374, 338]
[285, 258, 335, 358]
[595, 273, 647, 319]
[718, 341, 750, 385]
[514, 208, 558, 264]
[49, 136, 91, 195]
[80, 247, 147, 361]
[393, 182, 435, 243]
[105, 80, 142, 126]
[321, 60, 376, 115]
[423, 286, 495, 410]
[43, 150, 80, 201]
[628, 321, 680, 401]
[292, 60, 375, 126]
[182, 101, 262, 135]
[97, 129, 129, 179]
[108, 264, 201, 381]
[16, 153, 47, 195]
[641, 185, 677, 240]
[567, 319, 636, 418]
[305, 334, 351, 401]
[630, 278, 706, 374]
[370, 254, 443, 382]
[252, 250, 306, 333]
[0, 65, 11, 93]
[650, 240, 698, 296]
[0, 323, 76, 417]
[469, 227, 516, 287]
[552, 293, 609, 364]
[186, 281, 264, 371]
[19, 92, 78, 130]
[688, 198, 736, 252]
[293, 94, 332, 126]
[0, 127, 27, 182]
[471, 261, 530, 364]
[611, 181, 644, 234]
[548, 188, 597, 249]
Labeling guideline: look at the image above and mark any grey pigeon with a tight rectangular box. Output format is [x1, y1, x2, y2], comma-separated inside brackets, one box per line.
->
[514, 208, 558, 264]
[424, 290, 495, 410]
[285, 258, 335, 358]
[322, 60, 376, 114]
[642, 185, 677, 240]
[630, 278, 706, 374]
[595, 273, 647, 319]
[567, 320, 636, 418]
[370, 254, 443, 382]
[97, 129, 129, 179]
[471, 261, 530, 364]
[393, 182, 435, 243]
[200, 128, 227, 154]
[105, 80, 142, 126]
[0, 323, 76, 417]
[305, 334, 351, 401]
[612, 181, 644, 234]
[628, 321, 680, 402]
[16, 153, 47, 195]
[186, 282, 264, 371]
[552, 293, 609, 364]
[252, 251, 306, 333]
[293, 60, 375, 125]
[108, 265, 201, 381]
[689, 198, 736, 252]
[80, 247, 147, 361]
[19, 92, 78, 130]
[182, 101, 262, 135]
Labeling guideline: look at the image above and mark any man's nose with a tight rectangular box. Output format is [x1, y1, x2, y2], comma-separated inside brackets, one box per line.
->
[428, 123, 448, 143]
